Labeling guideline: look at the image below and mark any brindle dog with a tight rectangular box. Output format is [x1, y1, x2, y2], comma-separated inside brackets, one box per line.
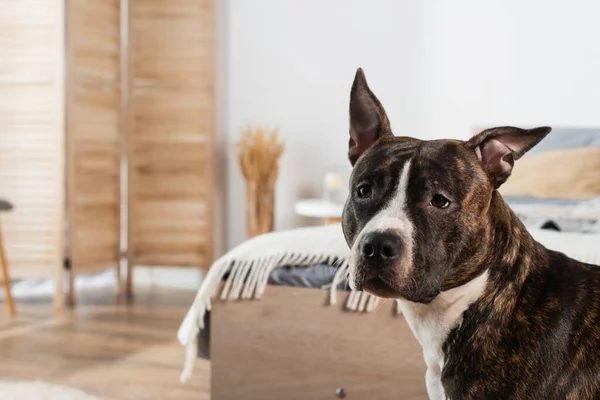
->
[342, 68, 600, 399]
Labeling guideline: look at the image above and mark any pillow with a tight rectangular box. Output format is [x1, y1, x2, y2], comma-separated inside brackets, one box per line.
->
[498, 128, 600, 199]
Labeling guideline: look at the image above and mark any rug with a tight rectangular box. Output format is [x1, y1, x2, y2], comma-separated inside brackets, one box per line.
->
[0, 380, 99, 400]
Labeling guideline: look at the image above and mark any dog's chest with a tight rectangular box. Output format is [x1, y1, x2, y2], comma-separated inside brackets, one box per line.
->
[400, 304, 451, 400]
[404, 312, 446, 369]
[398, 271, 489, 400]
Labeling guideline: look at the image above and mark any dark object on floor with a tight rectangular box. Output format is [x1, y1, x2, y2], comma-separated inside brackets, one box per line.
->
[540, 220, 561, 231]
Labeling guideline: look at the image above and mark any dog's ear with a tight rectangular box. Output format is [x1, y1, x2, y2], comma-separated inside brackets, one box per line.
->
[467, 126, 552, 188]
[348, 68, 393, 166]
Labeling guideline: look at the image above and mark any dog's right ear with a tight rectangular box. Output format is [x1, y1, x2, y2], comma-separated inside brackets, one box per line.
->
[467, 126, 552, 188]
[348, 68, 393, 166]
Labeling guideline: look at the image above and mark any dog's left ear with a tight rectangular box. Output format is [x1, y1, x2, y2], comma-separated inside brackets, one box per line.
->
[348, 68, 393, 166]
[466, 126, 552, 188]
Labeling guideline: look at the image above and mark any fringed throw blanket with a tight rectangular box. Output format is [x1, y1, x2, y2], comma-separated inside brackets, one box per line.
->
[177, 223, 389, 382]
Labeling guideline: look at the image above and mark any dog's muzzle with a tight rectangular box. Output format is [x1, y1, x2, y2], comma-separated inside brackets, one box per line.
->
[358, 230, 403, 268]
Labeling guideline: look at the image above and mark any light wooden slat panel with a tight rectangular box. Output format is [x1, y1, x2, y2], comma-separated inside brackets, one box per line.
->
[0, 0, 65, 281]
[66, 0, 121, 274]
[128, 0, 215, 269]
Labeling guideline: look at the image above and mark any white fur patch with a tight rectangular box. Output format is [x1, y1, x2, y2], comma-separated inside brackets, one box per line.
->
[398, 270, 489, 400]
[349, 160, 414, 289]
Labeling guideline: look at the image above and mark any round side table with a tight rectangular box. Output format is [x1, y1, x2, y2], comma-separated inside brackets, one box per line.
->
[295, 199, 344, 225]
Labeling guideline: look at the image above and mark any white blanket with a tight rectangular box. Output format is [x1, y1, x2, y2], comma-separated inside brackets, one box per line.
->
[527, 228, 600, 265]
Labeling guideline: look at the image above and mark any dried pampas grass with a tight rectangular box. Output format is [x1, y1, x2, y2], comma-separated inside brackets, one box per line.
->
[236, 126, 284, 238]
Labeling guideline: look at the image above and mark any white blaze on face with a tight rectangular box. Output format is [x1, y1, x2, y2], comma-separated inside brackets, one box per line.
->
[348, 160, 415, 290]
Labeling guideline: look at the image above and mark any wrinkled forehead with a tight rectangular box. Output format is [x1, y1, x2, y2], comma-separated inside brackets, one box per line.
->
[351, 137, 419, 181]
[351, 137, 482, 185]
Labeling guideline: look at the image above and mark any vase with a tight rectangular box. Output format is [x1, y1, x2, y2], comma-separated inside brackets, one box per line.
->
[245, 180, 275, 238]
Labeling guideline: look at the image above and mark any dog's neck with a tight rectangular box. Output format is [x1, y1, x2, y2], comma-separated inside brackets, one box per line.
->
[482, 192, 547, 298]
[399, 269, 490, 354]
[398, 268, 490, 400]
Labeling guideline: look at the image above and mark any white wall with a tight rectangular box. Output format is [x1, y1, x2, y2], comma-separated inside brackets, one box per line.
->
[420, 0, 600, 139]
[221, 0, 431, 250]
[219, 0, 600, 252]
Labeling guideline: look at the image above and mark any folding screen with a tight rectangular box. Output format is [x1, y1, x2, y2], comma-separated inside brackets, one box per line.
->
[65, 0, 122, 304]
[0, 0, 214, 307]
[0, 0, 66, 307]
[126, 0, 215, 278]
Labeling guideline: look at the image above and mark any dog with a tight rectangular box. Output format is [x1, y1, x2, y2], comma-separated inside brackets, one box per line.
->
[341, 68, 600, 399]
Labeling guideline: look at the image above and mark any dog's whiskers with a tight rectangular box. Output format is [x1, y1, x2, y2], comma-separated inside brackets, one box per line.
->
[410, 277, 418, 292]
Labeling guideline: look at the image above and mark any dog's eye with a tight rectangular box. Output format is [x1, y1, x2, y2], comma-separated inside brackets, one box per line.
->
[430, 194, 450, 209]
[356, 184, 372, 199]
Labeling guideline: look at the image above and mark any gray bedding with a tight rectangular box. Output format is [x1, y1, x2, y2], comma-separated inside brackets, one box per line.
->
[505, 196, 600, 234]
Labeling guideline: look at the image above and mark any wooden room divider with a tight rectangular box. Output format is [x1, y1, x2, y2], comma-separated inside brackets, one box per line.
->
[65, 0, 122, 306]
[125, 0, 216, 293]
[0, 0, 67, 308]
[0, 0, 215, 309]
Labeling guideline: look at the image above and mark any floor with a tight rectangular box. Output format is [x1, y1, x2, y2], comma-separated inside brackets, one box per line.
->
[0, 288, 210, 400]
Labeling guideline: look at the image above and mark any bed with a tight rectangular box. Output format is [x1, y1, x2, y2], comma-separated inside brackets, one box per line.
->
[179, 226, 600, 399]
[179, 127, 600, 399]
[499, 127, 600, 263]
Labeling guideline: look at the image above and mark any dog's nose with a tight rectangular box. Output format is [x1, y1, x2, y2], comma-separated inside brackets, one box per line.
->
[359, 231, 402, 264]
